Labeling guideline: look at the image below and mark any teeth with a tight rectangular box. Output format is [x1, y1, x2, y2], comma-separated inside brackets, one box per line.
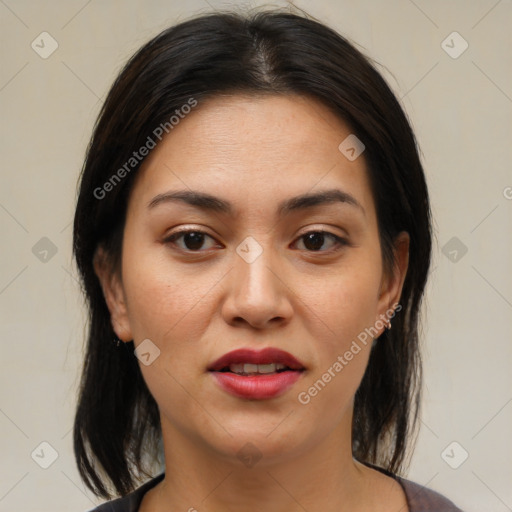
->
[229, 363, 245, 374]
[258, 363, 277, 374]
[244, 363, 259, 373]
[228, 363, 287, 375]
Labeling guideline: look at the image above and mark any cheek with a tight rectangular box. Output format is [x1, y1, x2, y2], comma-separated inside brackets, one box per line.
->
[296, 257, 382, 412]
[120, 244, 228, 400]
[121, 244, 209, 342]
[295, 344, 372, 448]
[295, 282, 376, 431]
[120, 247, 218, 430]
[319, 260, 383, 344]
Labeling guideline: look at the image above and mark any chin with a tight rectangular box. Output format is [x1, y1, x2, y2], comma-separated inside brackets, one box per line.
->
[198, 415, 316, 468]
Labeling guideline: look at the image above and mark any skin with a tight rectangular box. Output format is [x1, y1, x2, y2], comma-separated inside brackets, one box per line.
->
[95, 94, 410, 512]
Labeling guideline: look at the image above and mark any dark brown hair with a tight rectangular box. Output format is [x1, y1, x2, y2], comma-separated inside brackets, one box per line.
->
[73, 7, 431, 499]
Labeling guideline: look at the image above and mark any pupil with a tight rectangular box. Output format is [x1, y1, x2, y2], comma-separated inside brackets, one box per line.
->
[184, 232, 204, 250]
[304, 232, 324, 251]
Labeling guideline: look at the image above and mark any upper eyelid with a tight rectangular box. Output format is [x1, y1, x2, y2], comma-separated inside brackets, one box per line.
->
[164, 225, 347, 239]
[164, 227, 347, 248]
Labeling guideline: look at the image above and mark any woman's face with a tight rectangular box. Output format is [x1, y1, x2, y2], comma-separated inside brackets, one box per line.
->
[97, 94, 408, 466]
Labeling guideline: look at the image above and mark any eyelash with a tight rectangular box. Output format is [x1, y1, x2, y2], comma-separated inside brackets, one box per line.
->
[162, 228, 349, 254]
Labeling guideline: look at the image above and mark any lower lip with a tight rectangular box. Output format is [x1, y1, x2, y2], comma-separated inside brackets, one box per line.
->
[210, 371, 303, 400]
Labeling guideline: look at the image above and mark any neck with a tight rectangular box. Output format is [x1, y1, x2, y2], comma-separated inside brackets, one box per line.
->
[149, 413, 377, 512]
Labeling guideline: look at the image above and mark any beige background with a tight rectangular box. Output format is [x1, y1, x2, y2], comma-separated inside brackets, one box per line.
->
[1, 1, 511, 511]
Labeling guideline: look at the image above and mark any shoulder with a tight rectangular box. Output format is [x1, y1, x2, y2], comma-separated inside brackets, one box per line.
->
[397, 476, 465, 512]
[85, 473, 165, 512]
[360, 461, 464, 512]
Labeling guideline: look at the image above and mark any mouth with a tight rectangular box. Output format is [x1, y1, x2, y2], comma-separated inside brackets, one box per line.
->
[216, 362, 295, 375]
[207, 348, 306, 400]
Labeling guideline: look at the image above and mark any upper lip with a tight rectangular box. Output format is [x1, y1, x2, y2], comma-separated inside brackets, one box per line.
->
[208, 348, 305, 371]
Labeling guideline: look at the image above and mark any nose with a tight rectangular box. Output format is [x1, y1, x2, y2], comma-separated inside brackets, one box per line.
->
[221, 240, 293, 330]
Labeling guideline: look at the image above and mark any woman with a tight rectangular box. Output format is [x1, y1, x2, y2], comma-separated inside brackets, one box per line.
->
[72, 8, 464, 512]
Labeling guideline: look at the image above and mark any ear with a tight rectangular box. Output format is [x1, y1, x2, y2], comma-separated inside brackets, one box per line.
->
[93, 246, 133, 342]
[376, 231, 410, 329]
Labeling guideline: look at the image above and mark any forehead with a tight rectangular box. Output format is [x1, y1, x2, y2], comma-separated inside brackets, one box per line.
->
[128, 94, 375, 218]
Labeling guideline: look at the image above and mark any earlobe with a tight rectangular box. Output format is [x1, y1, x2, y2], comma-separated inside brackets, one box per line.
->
[93, 246, 133, 342]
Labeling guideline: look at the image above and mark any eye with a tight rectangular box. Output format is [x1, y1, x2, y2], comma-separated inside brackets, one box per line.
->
[163, 229, 219, 252]
[163, 228, 348, 254]
[294, 231, 348, 253]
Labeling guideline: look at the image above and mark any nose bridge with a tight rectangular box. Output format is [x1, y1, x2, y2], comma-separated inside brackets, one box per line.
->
[225, 234, 291, 327]
[234, 234, 279, 297]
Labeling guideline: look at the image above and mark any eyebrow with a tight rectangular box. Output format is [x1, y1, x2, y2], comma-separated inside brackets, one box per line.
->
[147, 188, 365, 216]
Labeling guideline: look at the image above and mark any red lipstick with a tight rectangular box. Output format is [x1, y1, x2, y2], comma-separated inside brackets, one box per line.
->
[208, 348, 305, 400]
